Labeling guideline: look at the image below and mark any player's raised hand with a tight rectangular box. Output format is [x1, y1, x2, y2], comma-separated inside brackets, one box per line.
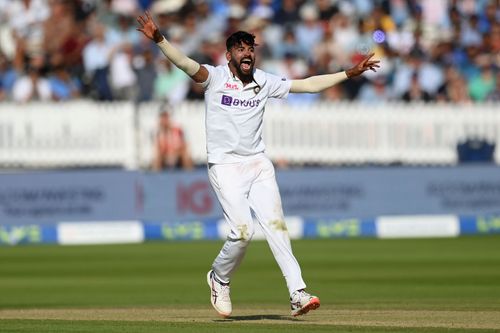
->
[346, 53, 380, 78]
[136, 11, 163, 43]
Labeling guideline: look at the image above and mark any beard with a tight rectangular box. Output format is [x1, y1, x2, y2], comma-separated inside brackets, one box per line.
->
[230, 58, 254, 82]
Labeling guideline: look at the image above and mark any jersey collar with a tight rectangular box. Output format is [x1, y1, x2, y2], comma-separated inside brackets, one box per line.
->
[225, 64, 260, 91]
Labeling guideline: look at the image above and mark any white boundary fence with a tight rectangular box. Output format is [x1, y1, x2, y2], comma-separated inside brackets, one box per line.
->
[0, 102, 136, 169]
[263, 102, 500, 165]
[0, 101, 499, 169]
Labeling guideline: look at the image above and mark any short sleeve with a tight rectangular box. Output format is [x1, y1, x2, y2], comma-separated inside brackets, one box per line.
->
[266, 72, 292, 99]
[200, 64, 216, 90]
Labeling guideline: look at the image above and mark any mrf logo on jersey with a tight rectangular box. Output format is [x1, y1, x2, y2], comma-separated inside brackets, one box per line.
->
[224, 82, 239, 90]
[221, 95, 261, 108]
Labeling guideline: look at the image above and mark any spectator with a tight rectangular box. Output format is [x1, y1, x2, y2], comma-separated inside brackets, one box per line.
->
[321, 84, 344, 102]
[270, 52, 308, 79]
[6, 0, 50, 59]
[392, 48, 444, 98]
[488, 22, 500, 55]
[133, 46, 157, 103]
[110, 43, 137, 100]
[358, 76, 392, 104]
[316, 0, 338, 22]
[286, 63, 322, 106]
[82, 23, 114, 100]
[332, 13, 360, 58]
[486, 72, 500, 102]
[107, 14, 141, 46]
[0, 0, 496, 104]
[271, 28, 302, 60]
[295, 4, 324, 61]
[95, 0, 120, 28]
[152, 109, 193, 171]
[193, 0, 225, 42]
[419, 0, 451, 30]
[388, 0, 411, 26]
[0, 81, 4, 101]
[0, 52, 18, 99]
[461, 14, 483, 47]
[459, 45, 482, 80]
[48, 66, 81, 101]
[43, 0, 88, 79]
[43, 0, 77, 57]
[364, 4, 396, 34]
[436, 66, 471, 103]
[12, 55, 52, 102]
[154, 58, 189, 104]
[176, 12, 204, 57]
[274, 0, 300, 28]
[468, 62, 496, 102]
[402, 73, 432, 103]
[110, 0, 139, 17]
[224, 4, 246, 36]
[478, 2, 499, 34]
[149, 6, 177, 39]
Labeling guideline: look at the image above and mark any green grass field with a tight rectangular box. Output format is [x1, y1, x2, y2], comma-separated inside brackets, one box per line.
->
[1, 236, 500, 332]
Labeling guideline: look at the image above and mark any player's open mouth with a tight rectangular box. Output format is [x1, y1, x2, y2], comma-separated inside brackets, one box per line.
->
[240, 59, 252, 71]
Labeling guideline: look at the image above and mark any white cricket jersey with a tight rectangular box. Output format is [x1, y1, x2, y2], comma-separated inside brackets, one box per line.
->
[201, 64, 291, 164]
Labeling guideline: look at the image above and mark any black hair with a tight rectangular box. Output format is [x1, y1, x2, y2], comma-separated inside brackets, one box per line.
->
[226, 31, 258, 51]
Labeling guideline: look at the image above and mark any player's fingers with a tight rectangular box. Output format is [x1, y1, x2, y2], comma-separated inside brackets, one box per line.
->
[362, 53, 375, 65]
[364, 63, 378, 70]
[136, 16, 145, 26]
[146, 10, 153, 21]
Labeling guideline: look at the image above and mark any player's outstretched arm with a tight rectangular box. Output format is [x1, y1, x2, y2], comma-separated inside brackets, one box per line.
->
[136, 11, 208, 83]
[290, 53, 380, 93]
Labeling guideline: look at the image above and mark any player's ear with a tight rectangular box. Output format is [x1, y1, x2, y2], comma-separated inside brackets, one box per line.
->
[225, 51, 231, 62]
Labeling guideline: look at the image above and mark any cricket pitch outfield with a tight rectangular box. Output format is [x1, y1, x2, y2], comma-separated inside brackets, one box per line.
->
[1, 237, 499, 332]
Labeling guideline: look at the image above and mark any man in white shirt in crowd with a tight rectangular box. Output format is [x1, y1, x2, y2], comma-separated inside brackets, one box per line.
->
[12, 54, 51, 102]
[137, 11, 379, 318]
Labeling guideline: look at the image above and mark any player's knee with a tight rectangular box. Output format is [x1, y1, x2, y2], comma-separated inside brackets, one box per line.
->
[236, 223, 254, 244]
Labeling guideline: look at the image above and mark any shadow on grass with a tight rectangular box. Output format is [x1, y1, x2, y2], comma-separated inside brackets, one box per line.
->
[214, 314, 301, 322]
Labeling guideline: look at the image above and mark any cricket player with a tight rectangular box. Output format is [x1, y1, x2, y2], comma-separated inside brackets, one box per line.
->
[137, 11, 379, 317]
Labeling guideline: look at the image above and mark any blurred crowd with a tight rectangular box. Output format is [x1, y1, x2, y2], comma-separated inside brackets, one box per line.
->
[0, 0, 498, 105]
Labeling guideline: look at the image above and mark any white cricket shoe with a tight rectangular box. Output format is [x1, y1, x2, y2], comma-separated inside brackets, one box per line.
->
[290, 290, 320, 316]
[207, 270, 232, 317]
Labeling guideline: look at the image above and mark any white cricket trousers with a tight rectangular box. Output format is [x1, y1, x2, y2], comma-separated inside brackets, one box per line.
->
[208, 154, 306, 295]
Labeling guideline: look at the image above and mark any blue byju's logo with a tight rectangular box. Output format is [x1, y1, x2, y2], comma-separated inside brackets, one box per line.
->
[221, 95, 260, 108]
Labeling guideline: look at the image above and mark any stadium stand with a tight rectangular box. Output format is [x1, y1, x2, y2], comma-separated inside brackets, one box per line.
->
[0, 0, 497, 104]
